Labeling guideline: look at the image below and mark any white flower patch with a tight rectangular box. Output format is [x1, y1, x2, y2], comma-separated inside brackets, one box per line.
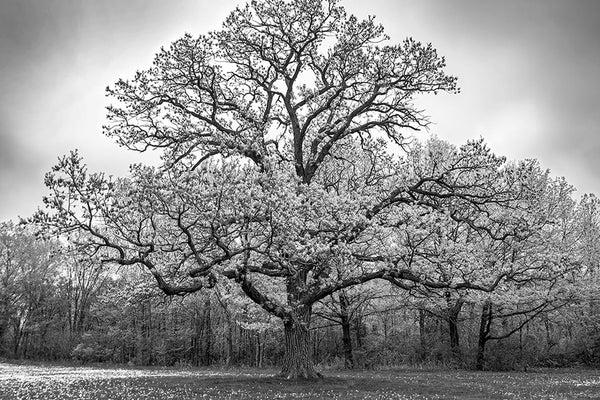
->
[0, 363, 273, 382]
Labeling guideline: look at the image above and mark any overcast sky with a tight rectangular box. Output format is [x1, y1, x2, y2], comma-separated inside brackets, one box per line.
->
[1, 0, 599, 222]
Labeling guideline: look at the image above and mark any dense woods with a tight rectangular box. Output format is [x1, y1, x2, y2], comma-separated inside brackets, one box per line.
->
[1, 0, 599, 378]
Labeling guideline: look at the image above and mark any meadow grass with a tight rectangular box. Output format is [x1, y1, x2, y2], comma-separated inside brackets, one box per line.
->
[0, 361, 598, 399]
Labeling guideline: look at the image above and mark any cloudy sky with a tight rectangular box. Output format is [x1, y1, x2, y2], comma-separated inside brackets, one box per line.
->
[0, 0, 599, 222]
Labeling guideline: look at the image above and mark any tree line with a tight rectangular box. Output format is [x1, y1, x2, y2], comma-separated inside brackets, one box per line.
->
[1, 203, 600, 371]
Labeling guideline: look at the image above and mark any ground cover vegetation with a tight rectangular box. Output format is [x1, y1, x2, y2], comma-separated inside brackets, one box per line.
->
[0, 0, 599, 382]
[1, 362, 599, 399]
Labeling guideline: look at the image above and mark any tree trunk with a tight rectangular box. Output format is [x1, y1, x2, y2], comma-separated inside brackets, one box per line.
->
[12, 315, 26, 358]
[339, 291, 354, 369]
[341, 320, 354, 369]
[447, 299, 463, 355]
[279, 307, 321, 379]
[0, 306, 7, 355]
[476, 300, 492, 370]
[355, 315, 364, 348]
[203, 299, 212, 365]
[147, 302, 154, 365]
[544, 317, 554, 350]
[255, 331, 264, 368]
[226, 320, 234, 366]
[215, 292, 234, 366]
[419, 308, 427, 353]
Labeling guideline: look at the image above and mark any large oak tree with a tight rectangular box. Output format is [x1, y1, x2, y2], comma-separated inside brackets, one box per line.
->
[39, 0, 531, 378]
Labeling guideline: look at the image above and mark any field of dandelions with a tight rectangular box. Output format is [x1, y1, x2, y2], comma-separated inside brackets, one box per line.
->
[0, 362, 599, 399]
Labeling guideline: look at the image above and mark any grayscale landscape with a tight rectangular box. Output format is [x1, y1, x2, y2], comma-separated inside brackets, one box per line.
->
[1, 0, 599, 398]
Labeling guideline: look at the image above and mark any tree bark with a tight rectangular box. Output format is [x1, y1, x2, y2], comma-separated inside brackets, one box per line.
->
[279, 306, 321, 379]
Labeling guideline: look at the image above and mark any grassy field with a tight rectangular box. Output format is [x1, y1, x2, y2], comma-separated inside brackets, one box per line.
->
[0, 362, 599, 399]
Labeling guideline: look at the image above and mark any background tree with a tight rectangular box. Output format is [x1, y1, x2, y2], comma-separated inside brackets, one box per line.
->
[313, 284, 381, 368]
[62, 251, 107, 345]
[0, 223, 61, 358]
